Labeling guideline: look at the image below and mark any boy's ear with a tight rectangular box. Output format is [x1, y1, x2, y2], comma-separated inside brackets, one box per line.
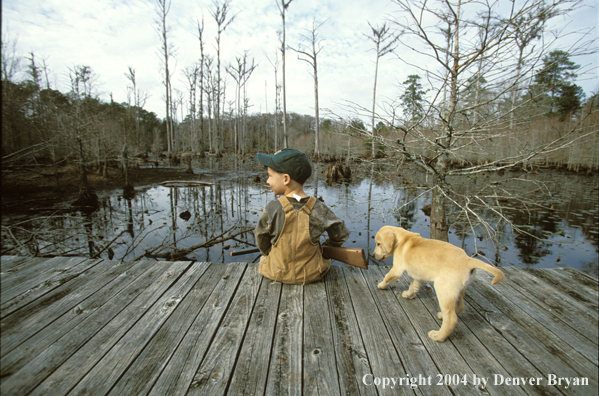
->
[283, 173, 292, 185]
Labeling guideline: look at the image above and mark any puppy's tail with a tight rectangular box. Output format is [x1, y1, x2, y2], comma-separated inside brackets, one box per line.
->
[470, 259, 505, 285]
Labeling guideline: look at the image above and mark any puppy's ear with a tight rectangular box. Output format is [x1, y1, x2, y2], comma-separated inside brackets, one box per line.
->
[381, 231, 396, 252]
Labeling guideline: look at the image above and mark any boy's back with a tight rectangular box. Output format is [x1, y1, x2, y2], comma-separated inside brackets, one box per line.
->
[254, 149, 349, 284]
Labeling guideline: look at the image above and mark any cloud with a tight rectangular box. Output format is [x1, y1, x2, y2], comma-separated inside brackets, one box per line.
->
[3, 0, 597, 122]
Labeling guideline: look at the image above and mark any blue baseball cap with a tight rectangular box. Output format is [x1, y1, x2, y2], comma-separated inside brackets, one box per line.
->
[257, 148, 312, 184]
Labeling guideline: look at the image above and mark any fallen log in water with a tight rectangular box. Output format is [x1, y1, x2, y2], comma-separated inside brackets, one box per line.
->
[138, 226, 253, 260]
[159, 180, 214, 187]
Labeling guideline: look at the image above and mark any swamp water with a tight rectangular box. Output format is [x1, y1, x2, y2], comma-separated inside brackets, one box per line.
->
[3, 157, 598, 275]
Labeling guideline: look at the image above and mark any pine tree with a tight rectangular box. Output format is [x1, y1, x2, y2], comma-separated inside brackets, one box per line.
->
[400, 75, 426, 122]
[533, 50, 583, 117]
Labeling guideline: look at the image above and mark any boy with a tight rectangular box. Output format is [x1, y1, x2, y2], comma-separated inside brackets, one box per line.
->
[254, 148, 349, 285]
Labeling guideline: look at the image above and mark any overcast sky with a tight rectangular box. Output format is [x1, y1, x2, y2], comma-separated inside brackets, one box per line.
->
[3, 0, 598, 121]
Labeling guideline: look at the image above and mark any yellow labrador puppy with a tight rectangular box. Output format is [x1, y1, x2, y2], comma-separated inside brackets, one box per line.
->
[374, 226, 504, 342]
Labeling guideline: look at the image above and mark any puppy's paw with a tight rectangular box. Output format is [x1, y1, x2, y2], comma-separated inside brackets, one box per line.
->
[437, 311, 443, 320]
[428, 330, 446, 343]
[377, 282, 388, 290]
[402, 290, 417, 299]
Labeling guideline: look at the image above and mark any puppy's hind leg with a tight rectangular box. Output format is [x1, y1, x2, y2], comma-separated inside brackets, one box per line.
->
[378, 267, 404, 290]
[455, 289, 467, 315]
[428, 292, 459, 343]
[440, 287, 467, 318]
[402, 279, 422, 299]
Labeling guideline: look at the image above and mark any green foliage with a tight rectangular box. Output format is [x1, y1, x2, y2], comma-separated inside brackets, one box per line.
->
[535, 50, 579, 91]
[321, 118, 332, 131]
[555, 84, 584, 120]
[362, 121, 386, 158]
[349, 119, 366, 133]
[400, 74, 426, 121]
[531, 50, 584, 119]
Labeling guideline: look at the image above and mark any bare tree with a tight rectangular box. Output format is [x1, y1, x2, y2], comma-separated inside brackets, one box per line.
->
[1, 31, 22, 83]
[125, 67, 149, 151]
[227, 52, 257, 154]
[203, 55, 215, 153]
[291, 17, 327, 159]
[173, 88, 185, 150]
[154, 0, 175, 155]
[367, 0, 594, 245]
[366, 22, 398, 159]
[125, 67, 138, 143]
[266, 50, 281, 152]
[227, 57, 244, 153]
[196, 16, 206, 156]
[508, 3, 548, 130]
[2, 32, 23, 156]
[123, 68, 138, 187]
[211, 0, 236, 157]
[40, 56, 51, 90]
[276, 0, 294, 148]
[182, 63, 200, 151]
[241, 56, 257, 153]
[68, 65, 98, 208]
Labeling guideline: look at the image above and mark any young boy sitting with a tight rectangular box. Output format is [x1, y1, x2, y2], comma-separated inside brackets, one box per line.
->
[254, 148, 349, 285]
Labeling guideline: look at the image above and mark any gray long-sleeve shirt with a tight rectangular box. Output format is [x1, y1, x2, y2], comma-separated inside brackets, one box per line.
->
[254, 196, 350, 255]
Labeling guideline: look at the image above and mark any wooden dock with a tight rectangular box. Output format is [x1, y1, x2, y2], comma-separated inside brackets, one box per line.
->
[1, 256, 597, 395]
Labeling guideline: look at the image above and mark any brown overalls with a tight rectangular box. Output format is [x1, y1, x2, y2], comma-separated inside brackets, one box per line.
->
[258, 196, 331, 285]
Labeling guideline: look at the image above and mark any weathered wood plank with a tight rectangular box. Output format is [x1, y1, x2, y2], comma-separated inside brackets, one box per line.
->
[501, 267, 597, 348]
[1, 256, 57, 275]
[342, 266, 416, 396]
[105, 261, 215, 396]
[147, 263, 246, 396]
[464, 285, 579, 396]
[23, 261, 194, 396]
[0, 256, 67, 289]
[0, 258, 134, 356]
[227, 273, 281, 396]
[1, 256, 87, 302]
[396, 269, 527, 396]
[0, 255, 39, 273]
[1, 257, 101, 318]
[302, 278, 341, 396]
[62, 261, 206, 395]
[0, 255, 21, 270]
[504, 267, 598, 320]
[325, 266, 376, 396]
[264, 283, 304, 396]
[468, 279, 597, 395]
[0, 257, 596, 396]
[482, 269, 598, 366]
[365, 266, 453, 395]
[563, 268, 598, 292]
[186, 264, 261, 396]
[371, 267, 485, 396]
[457, 300, 554, 396]
[523, 268, 598, 311]
[0, 259, 160, 383]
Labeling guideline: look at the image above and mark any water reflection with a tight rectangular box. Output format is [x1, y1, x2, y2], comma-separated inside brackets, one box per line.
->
[366, 163, 375, 260]
[2, 158, 597, 275]
[393, 187, 419, 231]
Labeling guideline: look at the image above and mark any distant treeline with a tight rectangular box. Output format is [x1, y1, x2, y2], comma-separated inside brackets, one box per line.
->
[1, 76, 598, 172]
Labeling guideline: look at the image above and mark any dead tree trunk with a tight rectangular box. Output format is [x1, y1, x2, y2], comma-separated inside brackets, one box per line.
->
[278, 0, 294, 148]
